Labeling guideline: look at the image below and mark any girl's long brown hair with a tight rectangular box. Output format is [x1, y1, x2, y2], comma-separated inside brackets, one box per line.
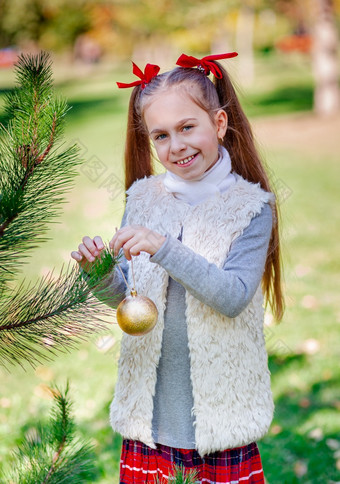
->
[124, 87, 153, 191]
[122, 61, 285, 322]
[214, 63, 284, 322]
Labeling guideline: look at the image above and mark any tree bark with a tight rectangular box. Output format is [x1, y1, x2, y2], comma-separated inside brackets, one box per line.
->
[235, 4, 255, 87]
[312, 0, 339, 116]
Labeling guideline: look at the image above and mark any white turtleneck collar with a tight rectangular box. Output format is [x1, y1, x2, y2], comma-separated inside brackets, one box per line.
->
[162, 145, 236, 206]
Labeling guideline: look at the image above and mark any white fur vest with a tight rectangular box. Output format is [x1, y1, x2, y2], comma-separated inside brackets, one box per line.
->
[110, 172, 275, 457]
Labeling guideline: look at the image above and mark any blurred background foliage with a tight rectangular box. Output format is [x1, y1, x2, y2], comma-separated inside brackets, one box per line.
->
[0, 0, 340, 483]
[0, 0, 338, 57]
[1, 0, 339, 115]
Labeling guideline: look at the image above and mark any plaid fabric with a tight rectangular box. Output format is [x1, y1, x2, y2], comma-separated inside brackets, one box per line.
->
[119, 439, 264, 484]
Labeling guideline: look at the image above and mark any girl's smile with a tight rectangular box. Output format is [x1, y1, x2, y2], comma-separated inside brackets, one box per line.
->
[143, 88, 227, 180]
[174, 152, 198, 167]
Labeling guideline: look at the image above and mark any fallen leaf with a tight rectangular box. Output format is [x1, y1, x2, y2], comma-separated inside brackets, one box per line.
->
[0, 397, 11, 408]
[322, 369, 332, 380]
[299, 338, 320, 355]
[35, 366, 54, 381]
[34, 383, 53, 400]
[294, 460, 307, 477]
[299, 398, 311, 408]
[334, 449, 340, 459]
[301, 294, 319, 310]
[326, 439, 340, 451]
[333, 400, 340, 410]
[295, 264, 312, 277]
[308, 427, 323, 441]
[270, 424, 282, 435]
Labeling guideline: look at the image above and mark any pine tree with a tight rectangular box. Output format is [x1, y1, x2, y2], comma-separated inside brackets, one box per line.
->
[0, 51, 122, 370]
[155, 464, 199, 484]
[0, 51, 122, 480]
[1, 382, 98, 483]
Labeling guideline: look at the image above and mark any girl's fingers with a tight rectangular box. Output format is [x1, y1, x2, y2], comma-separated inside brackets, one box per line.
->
[82, 235, 100, 257]
[92, 236, 105, 260]
[71, 236, 105, 269]
[109, 227, 119, 250]
[78, 242, 96, 262]
[71, 250, 90, 271]
[122, 243, 132, 261]
[128, 243, 142, 258]
[109, 237, 116, 250]
[71, 250, 83, 262]
[119, 236, 142, 261]
[110, 226, 147, 258]
[110, 227, 125, 254]
[93, 235, 104, 251]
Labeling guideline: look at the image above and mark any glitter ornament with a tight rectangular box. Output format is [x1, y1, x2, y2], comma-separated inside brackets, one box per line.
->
[116, 288, 158, 336]
[113, 232, 158, 336]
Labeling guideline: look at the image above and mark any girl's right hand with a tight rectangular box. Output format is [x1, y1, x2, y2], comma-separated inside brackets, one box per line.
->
[71, 236, 105, 272]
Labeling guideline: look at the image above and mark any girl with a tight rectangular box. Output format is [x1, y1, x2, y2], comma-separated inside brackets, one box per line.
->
[71, 52, 284, 484]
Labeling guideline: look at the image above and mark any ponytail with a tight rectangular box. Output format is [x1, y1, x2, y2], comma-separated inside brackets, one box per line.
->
[124, 86, 154, 193]
[214, 62, 285, 322]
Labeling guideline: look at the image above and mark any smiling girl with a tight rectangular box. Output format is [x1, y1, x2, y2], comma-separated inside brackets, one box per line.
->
[71, 53, 284, 483]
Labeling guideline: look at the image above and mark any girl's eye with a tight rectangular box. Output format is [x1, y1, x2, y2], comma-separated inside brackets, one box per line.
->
[183, 125, 193, 132]
[155, 133, 167, 141]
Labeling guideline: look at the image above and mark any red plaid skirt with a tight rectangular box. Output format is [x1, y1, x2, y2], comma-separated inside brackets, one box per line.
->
[119, 439, 264, 483]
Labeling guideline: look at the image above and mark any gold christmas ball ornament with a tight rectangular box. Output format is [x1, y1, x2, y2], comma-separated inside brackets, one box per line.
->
[116, 289, 158, 336]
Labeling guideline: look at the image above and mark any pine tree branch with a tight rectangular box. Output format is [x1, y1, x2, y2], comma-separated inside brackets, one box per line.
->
[0, 142, 80, 282]
[43, 437, 67, 484]
[0, 51, 79, 284]
[1, 103, 63, 236]
[155, 464, 199, 484]
[42, 385, 69, 484]
[0, 50, 121, 482]
[1, 382, 97, 483]
[0, 247, 123, 369]
[36, 111, 57, 164]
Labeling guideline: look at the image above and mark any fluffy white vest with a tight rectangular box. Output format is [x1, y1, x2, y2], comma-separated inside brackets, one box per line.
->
[110, 172, 275, 457]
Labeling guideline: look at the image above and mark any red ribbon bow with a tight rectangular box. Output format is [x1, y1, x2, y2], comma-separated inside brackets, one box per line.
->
[176, 52, 238, 79]
[116, 62, 160, 89]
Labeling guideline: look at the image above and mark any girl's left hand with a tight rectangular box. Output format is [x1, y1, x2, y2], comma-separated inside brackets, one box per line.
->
[109, 225, 166, 261]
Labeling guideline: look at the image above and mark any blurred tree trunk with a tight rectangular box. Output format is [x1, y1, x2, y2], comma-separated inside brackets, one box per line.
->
[312, 0, 339, 116]
[235, 4, 255, 87]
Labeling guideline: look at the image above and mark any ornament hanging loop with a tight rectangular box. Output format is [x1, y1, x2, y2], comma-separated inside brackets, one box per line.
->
[130, 254, 137, 294]
[114, 227, 158, 336]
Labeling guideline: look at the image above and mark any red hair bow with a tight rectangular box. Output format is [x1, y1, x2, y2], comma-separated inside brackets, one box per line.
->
[117, 62, 160, 89]
[176, 52, 238, 79]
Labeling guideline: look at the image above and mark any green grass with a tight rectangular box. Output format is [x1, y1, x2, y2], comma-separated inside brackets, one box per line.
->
[257, 147, 340, 483]
[0, 52, 339, 483]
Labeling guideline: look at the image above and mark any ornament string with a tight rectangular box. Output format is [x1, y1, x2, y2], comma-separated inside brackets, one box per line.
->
[131, 254, 136, 292]
[114, 227, 136, 295]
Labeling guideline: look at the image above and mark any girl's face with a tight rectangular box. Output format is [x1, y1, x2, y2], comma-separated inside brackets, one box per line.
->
[143, 87, 227, 180]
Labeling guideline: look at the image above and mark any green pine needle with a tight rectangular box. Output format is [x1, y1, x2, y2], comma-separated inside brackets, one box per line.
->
[0, 245, 123, 370]
[1, 382, 97, 483]
[82, 243, 122, 287]
[0, 50, 81, 285]
[154, 464, 199, 484]
[0, 51, 127, 370]
[0, 50, 126, 482]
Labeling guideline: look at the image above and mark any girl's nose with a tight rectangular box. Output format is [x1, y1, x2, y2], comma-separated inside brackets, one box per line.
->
[170, 135, 186, 154]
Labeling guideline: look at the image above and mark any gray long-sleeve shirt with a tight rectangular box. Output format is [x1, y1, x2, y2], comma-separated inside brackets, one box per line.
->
[84, 201, 273, 448]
